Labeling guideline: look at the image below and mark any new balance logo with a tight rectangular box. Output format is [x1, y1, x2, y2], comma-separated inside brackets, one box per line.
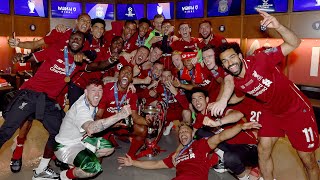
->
[19, 102, 28, 110]
[308, 143, 315, 149]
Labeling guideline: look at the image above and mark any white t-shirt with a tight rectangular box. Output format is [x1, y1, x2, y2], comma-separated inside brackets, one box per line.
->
[55, 94, 96, 146]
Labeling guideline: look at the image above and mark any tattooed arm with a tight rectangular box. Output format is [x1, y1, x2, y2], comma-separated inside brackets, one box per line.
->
[82, 105, 132, 136]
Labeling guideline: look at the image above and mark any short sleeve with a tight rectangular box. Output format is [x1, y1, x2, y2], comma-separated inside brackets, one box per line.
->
[162, 152, 175, 168]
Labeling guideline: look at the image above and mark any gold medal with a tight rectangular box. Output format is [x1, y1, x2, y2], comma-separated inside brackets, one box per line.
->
[64, 76, 70, 83]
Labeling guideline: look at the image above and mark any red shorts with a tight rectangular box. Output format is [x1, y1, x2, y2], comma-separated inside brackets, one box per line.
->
[258, 106, 319, 152]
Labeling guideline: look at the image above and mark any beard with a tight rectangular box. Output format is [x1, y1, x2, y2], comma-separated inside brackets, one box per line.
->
[226, 60, 243, 76]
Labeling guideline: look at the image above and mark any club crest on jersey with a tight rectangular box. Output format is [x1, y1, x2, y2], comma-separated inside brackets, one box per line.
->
[263, 47, 278, 54]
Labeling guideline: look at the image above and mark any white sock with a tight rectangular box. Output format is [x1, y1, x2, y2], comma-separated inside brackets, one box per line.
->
[35, 158, 50, 174]
[215, 148, 224, 160]
[238, 174, 249, 180]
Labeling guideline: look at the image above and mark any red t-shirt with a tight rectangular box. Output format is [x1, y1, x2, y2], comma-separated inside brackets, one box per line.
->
[155, 85, 189, 110]
[104, 29, 122, 45]
[72, 48, 111, 89]
[234, 46, 310, 114]
[98, 82, 138, 118]
[124, 32, 150, 53]
[210, 66, 229, 81]
[43, 28, 91, 50]
[43, 29, 73, 49]
[171, 37, 200, 52]
[114, 56, 134, 73]
[20, 46, 84, 100]
[163, 138, 214, 180]
[198, 34, 227, 49]
[193, 111, 257, 145]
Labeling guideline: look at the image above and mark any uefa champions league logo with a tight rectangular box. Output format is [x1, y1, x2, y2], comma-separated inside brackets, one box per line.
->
[218, 0, 228, 13]
[96, 6, 105, 18]
[28, 0, 36, 13]
[125, 7, 135, 17]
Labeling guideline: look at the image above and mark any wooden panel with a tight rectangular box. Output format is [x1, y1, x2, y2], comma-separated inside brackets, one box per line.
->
[173, 16, 241, 39]
[243, 14, 289, 38]
[0, 15, 13, 36]
[290, 12, 320, 38]
[205, 16, 242, 38]
[13, 16, 50, 37]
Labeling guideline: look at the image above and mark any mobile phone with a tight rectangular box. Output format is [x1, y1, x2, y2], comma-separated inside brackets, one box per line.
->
[12, 32, 16, 39]
[154, 32, 160, 36]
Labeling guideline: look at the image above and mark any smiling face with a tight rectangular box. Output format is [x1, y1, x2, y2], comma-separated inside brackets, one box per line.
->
[68, 32, 85, 54]
[134, 47, 149, 65]
[85, 84, 103, 107]
[161, 22, 171, 35]
[118, 66, 133, 90]
[182, 58, 194, 71]
[91, 22, 105, 40]
[202, 48, 216, 70]
[138, 22, 150, 38]
[149, 47, 163, 63]
[151, 63, 164, 80]
[179, 24, 191, 40]
[220, 48, 243, 76]
[191, 92, 208, 113]
[199, 22, 212, 39]
[123, 22, 137, 41]
[172, 54, 183, 70]
[76, 14, 91, 33]
[153, 17, 164, 31]
[161, 70, 173, 84]
[110, 37, 124, 54]
[178, 125, 193, 146]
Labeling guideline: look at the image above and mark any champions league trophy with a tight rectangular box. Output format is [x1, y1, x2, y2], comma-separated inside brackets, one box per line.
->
[157, 5, 163, 15]
[28, 0, 36, 14]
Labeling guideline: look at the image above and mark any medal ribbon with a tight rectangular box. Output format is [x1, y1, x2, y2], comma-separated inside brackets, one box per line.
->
[175, 140, 195, 162]
[64, 46, 76, 78]
[114, 82, 127, 112]
[163, 85, 172, 106]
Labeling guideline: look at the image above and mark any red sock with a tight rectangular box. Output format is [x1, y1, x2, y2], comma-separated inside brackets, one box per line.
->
[127, 138, 144, 159]
[12, 137, 26, 160]
[66, 168, 77, 179]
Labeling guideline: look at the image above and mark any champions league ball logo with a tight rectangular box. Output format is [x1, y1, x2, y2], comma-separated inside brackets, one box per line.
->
[125, 7, 135, 17]
[28, 0, 36, 14]
[96, 6, 105, 18]
[218, 0, 228, 13]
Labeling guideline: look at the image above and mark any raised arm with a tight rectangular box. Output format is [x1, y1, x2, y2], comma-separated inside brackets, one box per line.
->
[203, 110, 244, 128]
[207, 122, 261, 149]
[85, 57, 118, 72]
[82, 105, 131, 136]
[258, 9, 301, 56]
[8, 38, 46, 50]
[208, 74, 235, 117]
